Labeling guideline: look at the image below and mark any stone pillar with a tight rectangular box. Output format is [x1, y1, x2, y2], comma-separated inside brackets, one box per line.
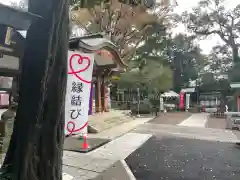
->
[225, 114, 233, 129]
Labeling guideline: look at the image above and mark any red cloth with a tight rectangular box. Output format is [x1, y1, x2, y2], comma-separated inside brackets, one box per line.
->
[0, 93, 9, 106]
[179, 92, 184, 109]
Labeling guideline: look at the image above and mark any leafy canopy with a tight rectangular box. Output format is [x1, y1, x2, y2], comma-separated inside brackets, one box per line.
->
[70, 0, 172, 62]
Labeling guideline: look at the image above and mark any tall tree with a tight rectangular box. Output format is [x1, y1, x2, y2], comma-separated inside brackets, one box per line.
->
[199, 72, 230, 96]
[1, 0, 69, 180]
[205, 45, 232, 76]
[70, 0, 172, 62]
[118, 60, 173, 92]
[132, 23, 169, 68]
[182, 0, 240, 63]
[168, 34, 206, 92]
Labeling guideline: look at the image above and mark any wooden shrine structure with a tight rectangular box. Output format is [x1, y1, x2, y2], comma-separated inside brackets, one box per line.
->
[0, 3, 40, 152]
[0, 3, 40, 106]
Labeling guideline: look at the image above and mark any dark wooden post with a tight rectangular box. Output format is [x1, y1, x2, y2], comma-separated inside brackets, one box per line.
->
[95, 75, 101, 113]
[1, 0, 69, 179]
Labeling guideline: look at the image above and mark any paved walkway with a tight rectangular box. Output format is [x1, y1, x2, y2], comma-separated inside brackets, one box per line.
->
[127, 120, 240, 180]
[64, 115, 154, 180]
[126, 135, 240, 180]
[134, 123, 240, 143]
[88, 117, 153, 140]
[63, 132, 152, 180]
[178, 113, 208, 128]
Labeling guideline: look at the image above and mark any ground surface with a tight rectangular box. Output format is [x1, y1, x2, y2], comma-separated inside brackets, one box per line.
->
[61, 112, 240, 180]
[126, 136, 240, 180]
[126, 113, 240, 180]
[149, 112, 191, 125]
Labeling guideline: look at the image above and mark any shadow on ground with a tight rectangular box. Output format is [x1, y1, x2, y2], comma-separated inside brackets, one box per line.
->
[64, 137, 109, 153]
[126, 136, 240, 180]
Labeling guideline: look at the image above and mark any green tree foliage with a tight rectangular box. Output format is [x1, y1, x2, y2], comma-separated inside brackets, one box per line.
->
[116, 22, 173, 92]
[205, 45, 232, 76]
[126, 23, 205, 93]
[70, 0, 175, 92]
[168, 34, 206, 92]
[132, 23, 169, 68]
[199, 72, 230, 96]
[119, 60, 173, 92]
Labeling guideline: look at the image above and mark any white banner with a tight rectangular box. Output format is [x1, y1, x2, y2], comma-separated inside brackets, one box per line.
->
[185, 94, 190, 110]
[65, 51, 94, 136]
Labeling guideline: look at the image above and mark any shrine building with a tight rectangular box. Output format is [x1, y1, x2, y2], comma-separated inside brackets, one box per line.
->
[69, 33, 127, 114]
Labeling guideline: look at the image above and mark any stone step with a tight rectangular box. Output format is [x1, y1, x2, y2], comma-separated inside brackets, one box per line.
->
[89, 116, 130, 133]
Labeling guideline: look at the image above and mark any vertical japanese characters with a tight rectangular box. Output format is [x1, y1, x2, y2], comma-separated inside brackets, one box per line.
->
[70, 82, 83, 120]
[65, 51, 94, 136]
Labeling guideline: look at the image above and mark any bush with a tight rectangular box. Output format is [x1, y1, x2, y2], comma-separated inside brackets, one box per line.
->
[130, 102, 152, 114]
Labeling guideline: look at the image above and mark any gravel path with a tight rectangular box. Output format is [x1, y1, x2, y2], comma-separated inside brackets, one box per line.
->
[126, 136, 240, 180]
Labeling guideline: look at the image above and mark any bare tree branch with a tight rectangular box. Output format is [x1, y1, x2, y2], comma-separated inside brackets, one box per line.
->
[71, 0, 170, 63]
[182, 0, 240, 62]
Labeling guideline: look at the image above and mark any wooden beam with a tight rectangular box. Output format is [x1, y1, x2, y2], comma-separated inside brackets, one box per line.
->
[0, 68, 20, 77]
[0, 3, 42, 30]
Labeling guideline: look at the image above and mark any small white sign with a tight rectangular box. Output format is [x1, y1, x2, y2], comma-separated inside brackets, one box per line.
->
[185, 94, 190, 110]
[64, 51, 94, 136]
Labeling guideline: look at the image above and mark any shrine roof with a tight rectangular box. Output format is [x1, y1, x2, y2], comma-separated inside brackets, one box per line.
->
[69, 33, 127, 68]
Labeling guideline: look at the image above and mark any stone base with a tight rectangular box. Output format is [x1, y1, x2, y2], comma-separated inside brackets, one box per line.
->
[63, 137, 109, 153]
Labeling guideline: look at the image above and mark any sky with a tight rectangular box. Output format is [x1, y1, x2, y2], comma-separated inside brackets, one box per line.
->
[0, 0, 238, 54]
[0, 0, 20, 5]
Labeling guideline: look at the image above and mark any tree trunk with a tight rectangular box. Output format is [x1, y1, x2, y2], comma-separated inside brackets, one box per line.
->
[1, 0, 69, 179]
[232, 46, 239, 63]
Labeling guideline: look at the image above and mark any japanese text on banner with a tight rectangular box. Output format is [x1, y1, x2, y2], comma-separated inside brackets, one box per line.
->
[65, 51, 94, 136]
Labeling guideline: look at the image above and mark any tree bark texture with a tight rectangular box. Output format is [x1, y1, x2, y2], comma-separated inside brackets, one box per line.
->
[1, 0, 69, 180]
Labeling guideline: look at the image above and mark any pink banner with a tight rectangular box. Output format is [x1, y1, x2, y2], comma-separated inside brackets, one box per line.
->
[237, 96, 240, 112]
[179, 92, 184, 109]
